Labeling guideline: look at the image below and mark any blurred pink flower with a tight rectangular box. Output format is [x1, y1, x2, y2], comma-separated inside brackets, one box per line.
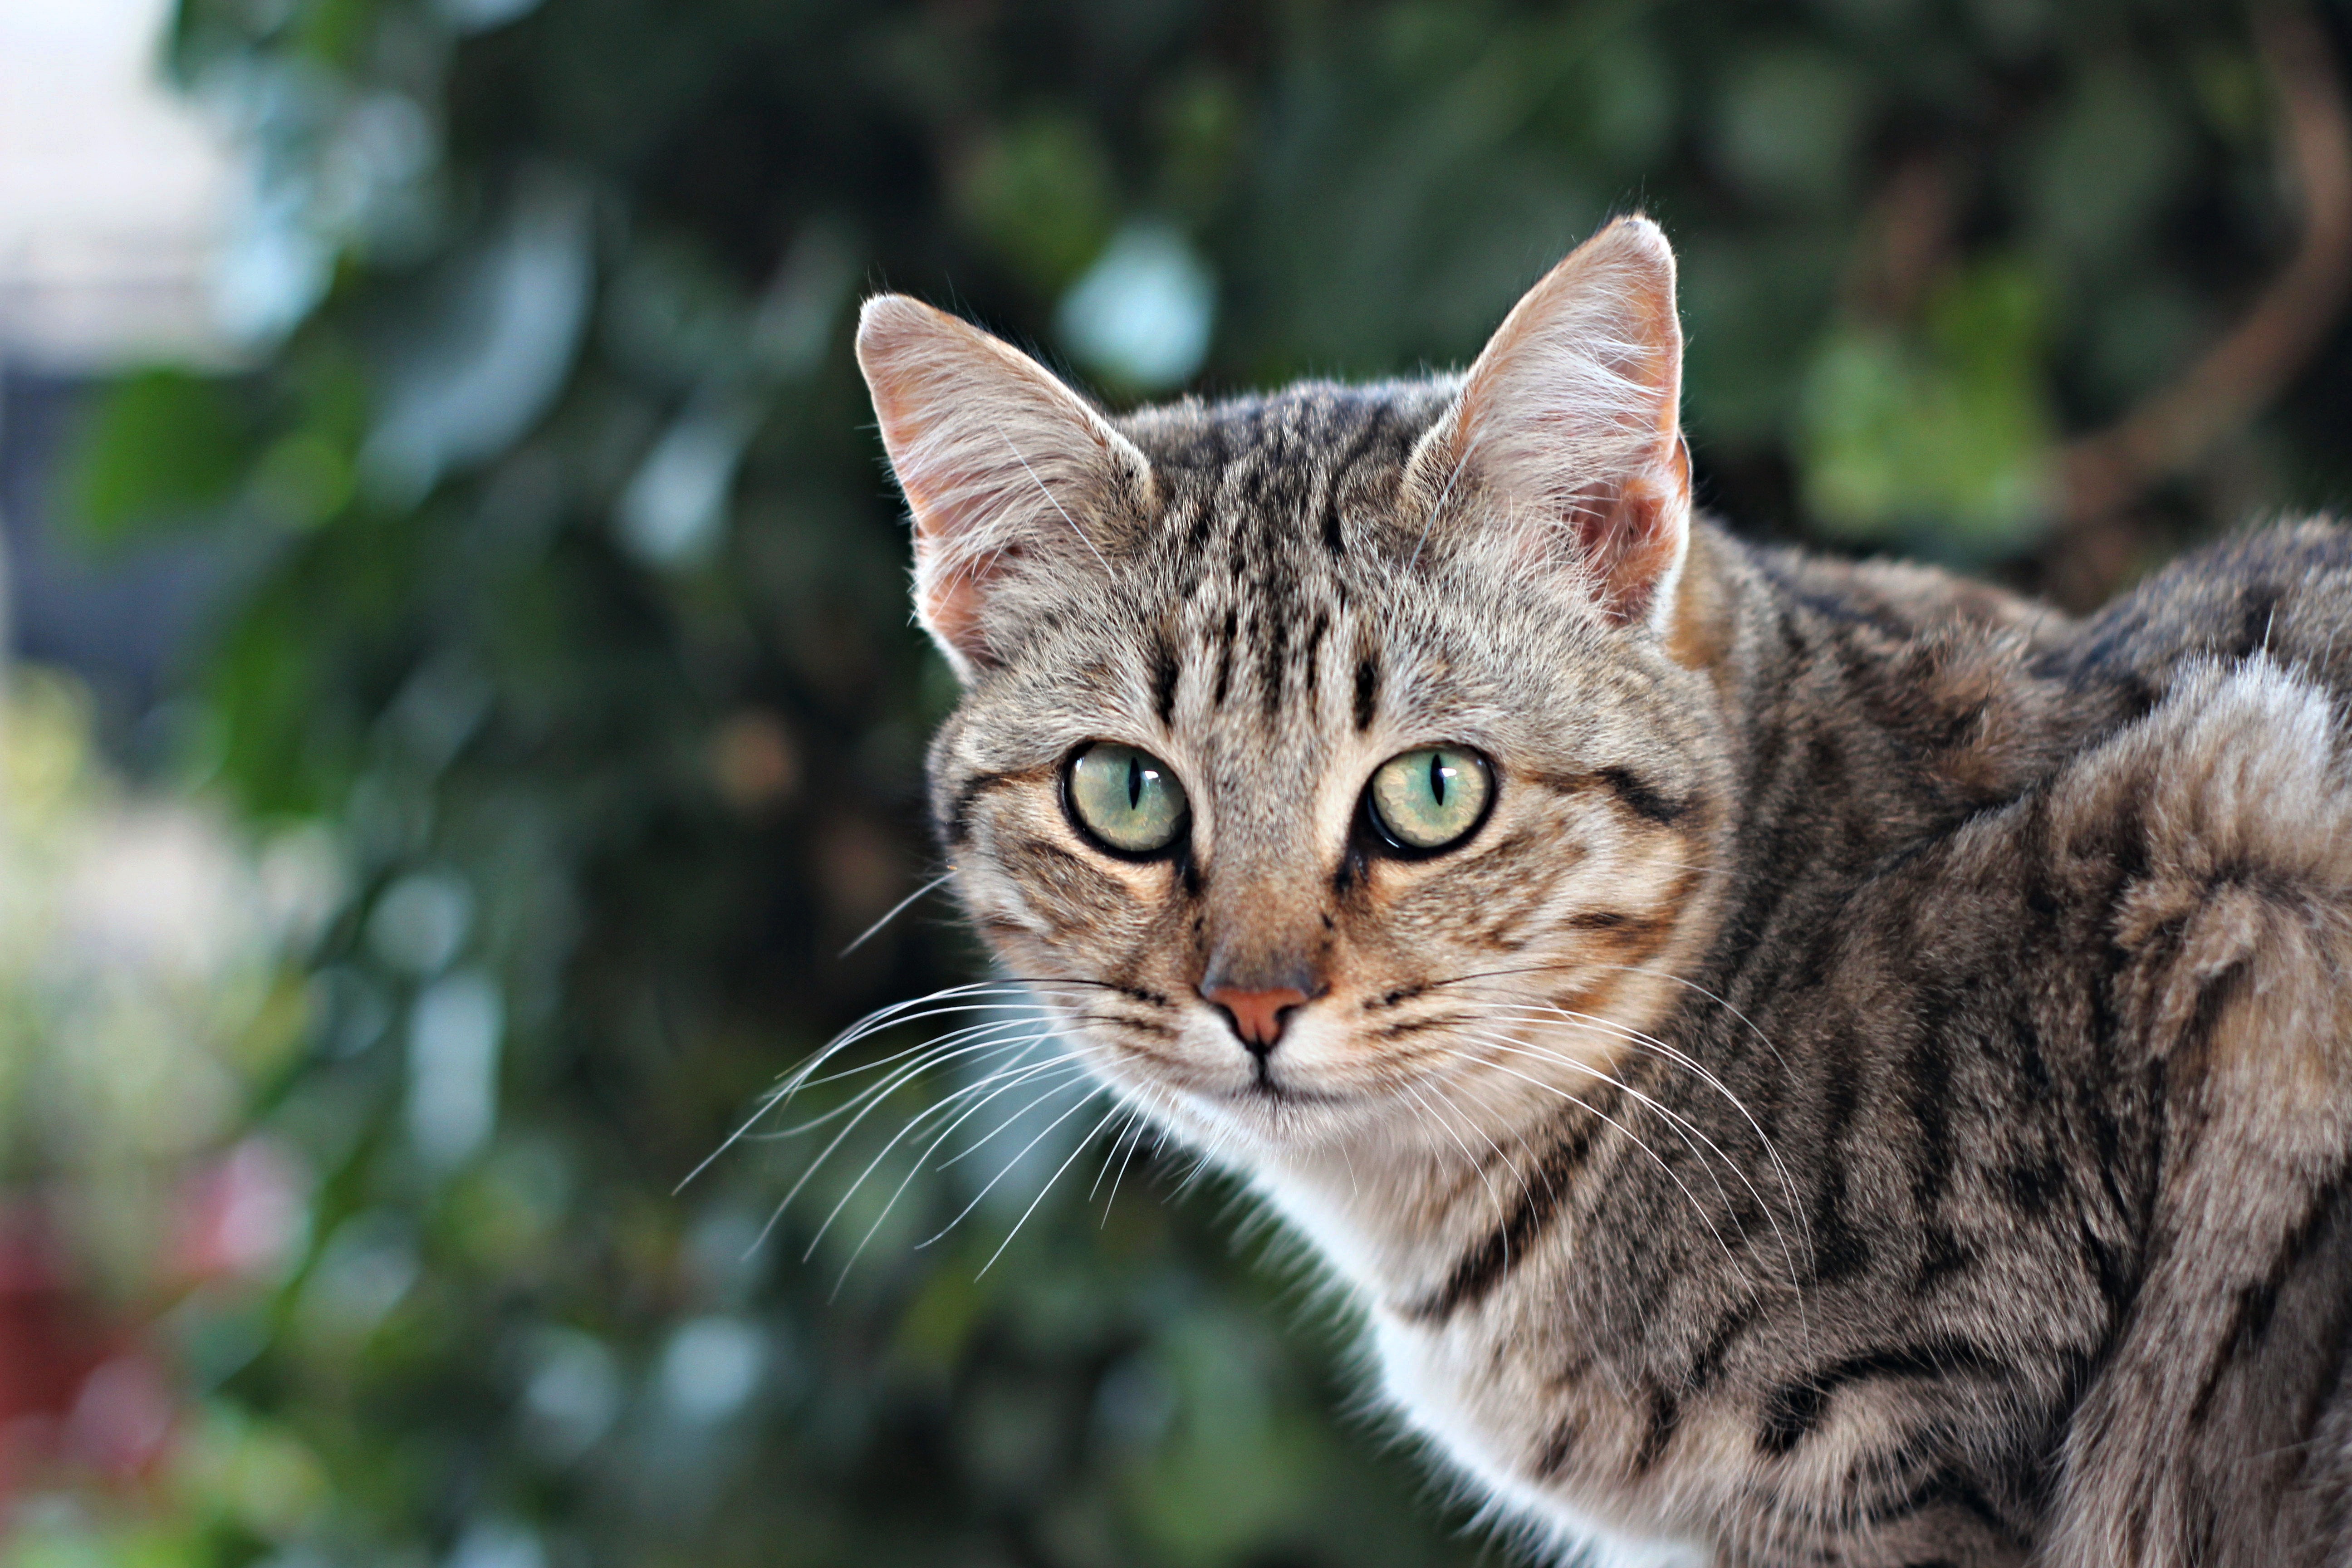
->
[172, 1137, 309, 1286]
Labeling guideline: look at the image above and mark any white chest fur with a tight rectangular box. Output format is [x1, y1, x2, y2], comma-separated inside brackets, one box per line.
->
[1254, 1166, 1708, 1568]
[1369, 1310, 1710, 1568]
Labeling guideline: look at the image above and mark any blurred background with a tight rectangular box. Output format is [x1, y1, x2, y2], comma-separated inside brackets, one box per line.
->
[1, 0, 2349, 1564]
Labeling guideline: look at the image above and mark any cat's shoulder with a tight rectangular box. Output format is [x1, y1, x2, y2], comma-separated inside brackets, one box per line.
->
[1949, 521, 2352, 1004]
[1730, 514, 2352, 663]
[2005, 519, 2352, 849]
[2125, 514, 2352, 597]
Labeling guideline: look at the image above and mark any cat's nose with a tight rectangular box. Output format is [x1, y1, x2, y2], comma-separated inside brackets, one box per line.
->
[1201, 985, 1310, 1057]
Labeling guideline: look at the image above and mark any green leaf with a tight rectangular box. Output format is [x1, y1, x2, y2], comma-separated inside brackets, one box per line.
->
[1796, 258, 2058, 557]
[64, 368, 252, 545]
[953, 112, 1119, 295]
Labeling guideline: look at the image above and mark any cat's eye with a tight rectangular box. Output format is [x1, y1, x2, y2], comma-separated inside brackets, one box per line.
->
[1366, 746, 1493, 853]
[1065, 743, 1190, 856]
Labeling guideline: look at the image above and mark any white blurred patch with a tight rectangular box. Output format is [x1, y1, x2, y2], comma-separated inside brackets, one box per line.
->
[1056, 220, 1216, 390]
[212, 78, 445, 347]
[59, 804, 251, 978]
[616, 395, 760, 567]
[520, 1327, 622, 1463]
[407, 969, 504, 1167]
[616, 222, 857, 569]
[432, 0, 545, 35]
[656, 1316, 767, 1426]
[0, 674, 328, 1200]
[0, 0, 237, 365]
[363, 172, 593, 501]
[446, 1518, 547, 1568]
[369, 871, 474, 976]
[214, 169, 333, 348]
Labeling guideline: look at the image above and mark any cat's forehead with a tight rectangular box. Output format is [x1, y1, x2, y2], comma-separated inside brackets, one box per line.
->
[1118, 378, 1451, 471]
[1045, 379, 1605, 757]
[1087, 384, 1454, 763]
[1116, 379, 1454, 585]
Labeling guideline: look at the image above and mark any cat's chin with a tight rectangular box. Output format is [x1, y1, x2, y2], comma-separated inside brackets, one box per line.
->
[1099, 1066, 1462, 1168]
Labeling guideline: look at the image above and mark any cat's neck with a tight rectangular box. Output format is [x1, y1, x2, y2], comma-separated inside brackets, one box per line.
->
[1248, 1130, 1510, 1301]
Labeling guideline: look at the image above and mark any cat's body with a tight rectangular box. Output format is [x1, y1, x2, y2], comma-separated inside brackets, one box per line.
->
[1276, 515, 2352, 1568]
[853, 219, 2352, 1566]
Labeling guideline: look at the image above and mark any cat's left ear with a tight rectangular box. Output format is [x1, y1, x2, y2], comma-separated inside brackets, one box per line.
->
[1409, 216, 1691, 630]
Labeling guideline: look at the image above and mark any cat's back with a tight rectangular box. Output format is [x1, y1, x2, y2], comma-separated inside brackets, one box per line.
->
[1999, 518, 2352, 875]
[1991, 521, 2352, 1568]
[1718, 518, 2352, 837]
[2047, 517, 2352, 712]
[1681, 520, 2352, 1565]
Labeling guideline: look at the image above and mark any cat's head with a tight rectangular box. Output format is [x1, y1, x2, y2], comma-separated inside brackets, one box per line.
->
[854, 218, 1733, 1166]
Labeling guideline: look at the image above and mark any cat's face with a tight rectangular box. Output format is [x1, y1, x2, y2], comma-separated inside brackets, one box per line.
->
[858, 219, 1730, 1164]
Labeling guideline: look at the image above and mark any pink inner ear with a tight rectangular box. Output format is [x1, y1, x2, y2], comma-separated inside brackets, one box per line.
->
[1431, 218, 1691, 624]
[856, 293, 1152, 680]
[1578, 460, 1689, 625]
[1554, 423, 1690, 626]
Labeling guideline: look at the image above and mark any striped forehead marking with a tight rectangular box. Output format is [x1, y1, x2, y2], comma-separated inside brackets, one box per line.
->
[1127, 385, 1430, 735]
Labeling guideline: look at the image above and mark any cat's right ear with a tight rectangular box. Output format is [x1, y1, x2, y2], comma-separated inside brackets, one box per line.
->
[1407, 216, 1691, 632]
[855, 295, 1151, 683]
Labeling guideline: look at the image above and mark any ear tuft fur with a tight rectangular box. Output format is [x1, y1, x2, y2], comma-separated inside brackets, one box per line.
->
[855, 295, 1149, 681]
[1410, 216, 1691, 630]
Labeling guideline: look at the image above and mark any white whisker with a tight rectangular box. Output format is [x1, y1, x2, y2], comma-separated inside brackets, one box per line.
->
[1450, 1041, 1740, 1271]
[796, 1038, 1070, 1263]
[763, 1014, 1061, 1137]
[839, 869, 960, 956]
[761, 1025, 1057, 1221]
[827, 1054, 1102, 1291]
[917, 1069, 1112, 1250]
[1466, 1030, 1758, 1256]
[976, 1100, 1128, 1277]
[1088, 1106, 1150, 1206]
[678, 980, 1075, 1193]
[934, 1057, 1099, 1171]
[1469, 991, 1815, 1341]
[1400, 1077, 1513, 1223]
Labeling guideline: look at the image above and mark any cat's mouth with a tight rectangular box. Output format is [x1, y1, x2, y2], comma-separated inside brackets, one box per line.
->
[1234, 1068, 1344, 1106]
[1182, 1023, 1387, 1114]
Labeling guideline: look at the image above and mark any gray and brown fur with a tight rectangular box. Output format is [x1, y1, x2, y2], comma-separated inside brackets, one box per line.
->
[856, 218, 2352, 1566]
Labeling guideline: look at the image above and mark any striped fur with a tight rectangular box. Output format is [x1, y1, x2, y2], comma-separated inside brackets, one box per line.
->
[857, 220, 2352, 1566]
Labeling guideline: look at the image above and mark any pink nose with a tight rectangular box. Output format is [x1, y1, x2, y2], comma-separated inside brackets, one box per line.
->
[1202, 985, 1310, 1054]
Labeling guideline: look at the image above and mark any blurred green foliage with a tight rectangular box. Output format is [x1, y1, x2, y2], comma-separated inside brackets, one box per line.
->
[65, 371, 252, 545]
[1801, 257, 2057, 551]
[36, 0, 2352, 1565]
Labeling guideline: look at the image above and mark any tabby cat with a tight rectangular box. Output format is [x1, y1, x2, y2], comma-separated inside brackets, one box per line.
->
[849, 216, 2352, 1567]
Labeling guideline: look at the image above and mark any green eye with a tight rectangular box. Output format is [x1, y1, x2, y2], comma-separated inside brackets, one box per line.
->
[1367, 746, 1493, 852]
[1066, 743, 1189, 855]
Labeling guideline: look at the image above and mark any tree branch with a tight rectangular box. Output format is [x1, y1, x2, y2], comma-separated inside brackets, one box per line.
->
[2059, 3, 2352, 526]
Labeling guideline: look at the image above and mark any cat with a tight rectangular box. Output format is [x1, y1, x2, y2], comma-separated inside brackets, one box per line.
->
[849, 215, 2352, 1567]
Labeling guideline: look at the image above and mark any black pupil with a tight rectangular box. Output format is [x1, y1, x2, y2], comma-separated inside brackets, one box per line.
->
[1127, 754, 1144, 809]
[1428, 753, 1447, 806]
